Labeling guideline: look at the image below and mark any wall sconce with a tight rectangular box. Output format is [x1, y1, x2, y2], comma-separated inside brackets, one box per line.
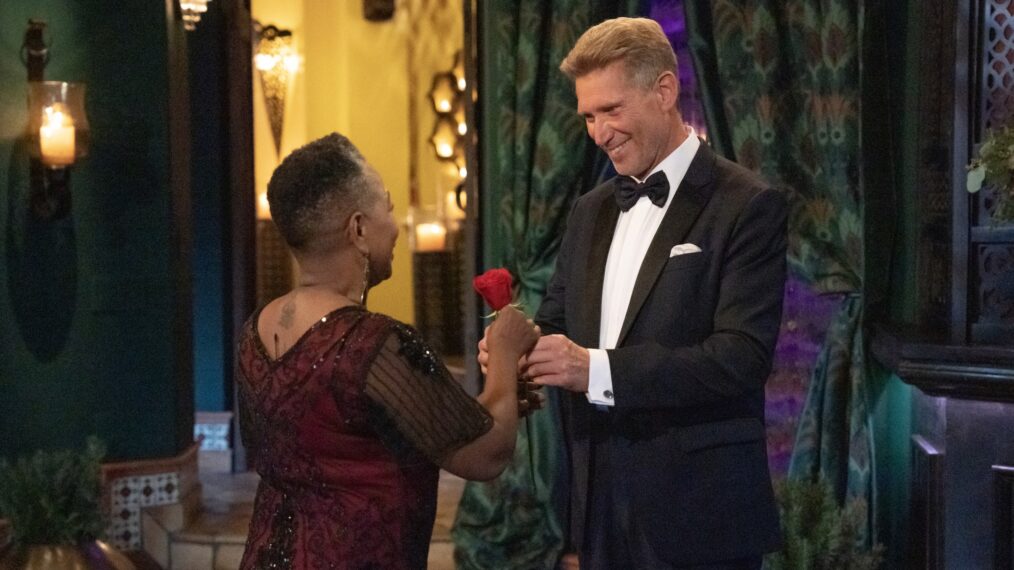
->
[254, 23, 300, 159]
[452, 51, 466, 92]
[428, 72, 458, 114]
[23, 20, 89, 220]
[453, 143, 468, 179]
[427, 51, 468, 181]
[180, 0, 212, 31]
[430, 115, 458, 161]
[363, 0, 396, 22]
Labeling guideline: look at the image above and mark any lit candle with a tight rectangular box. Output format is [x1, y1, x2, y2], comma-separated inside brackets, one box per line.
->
[415, 222, 447, 252]
[39, 106, 75, 167]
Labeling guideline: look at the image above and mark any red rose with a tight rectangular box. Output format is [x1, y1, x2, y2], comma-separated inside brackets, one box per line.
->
[473, 268, 514, 311]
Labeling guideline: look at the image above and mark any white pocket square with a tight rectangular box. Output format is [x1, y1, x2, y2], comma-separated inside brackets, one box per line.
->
[669, 243, 702, 257]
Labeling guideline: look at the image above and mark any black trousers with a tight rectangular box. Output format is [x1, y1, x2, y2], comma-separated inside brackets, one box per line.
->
[579, 410, 762, 570]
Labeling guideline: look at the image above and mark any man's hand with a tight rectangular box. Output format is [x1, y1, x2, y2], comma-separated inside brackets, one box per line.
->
[523, 334, 590, 393]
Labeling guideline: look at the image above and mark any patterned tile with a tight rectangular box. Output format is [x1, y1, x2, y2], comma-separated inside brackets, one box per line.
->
[106, 471, 180, 550]
[108, 504, 141, 550]
[195, 422, 231, 451]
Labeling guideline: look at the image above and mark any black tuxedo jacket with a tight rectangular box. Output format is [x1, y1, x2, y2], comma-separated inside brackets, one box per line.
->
[535, 142, 786, 564]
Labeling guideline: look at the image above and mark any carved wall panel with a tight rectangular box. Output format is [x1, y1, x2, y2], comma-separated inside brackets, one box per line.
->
[964, 0, 1014, 345]
[973, 244, 1014, 321]
[983, 0, 1014, 131]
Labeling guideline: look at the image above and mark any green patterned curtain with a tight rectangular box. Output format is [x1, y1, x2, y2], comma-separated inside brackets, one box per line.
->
[451, 2, 641, 568]
[684, 0, 875, 542]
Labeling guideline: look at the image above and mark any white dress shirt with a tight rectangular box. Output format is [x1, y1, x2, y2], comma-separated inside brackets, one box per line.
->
[586, 130, 701, 406]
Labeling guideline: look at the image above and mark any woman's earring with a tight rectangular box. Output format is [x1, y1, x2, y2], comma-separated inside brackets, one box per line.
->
[360, 253, 370, 305]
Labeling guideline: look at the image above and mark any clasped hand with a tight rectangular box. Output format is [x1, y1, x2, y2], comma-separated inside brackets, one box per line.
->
[478, 326, 590, 409]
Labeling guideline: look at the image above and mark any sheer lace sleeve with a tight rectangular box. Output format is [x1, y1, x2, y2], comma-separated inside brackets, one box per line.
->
[364, 324, 492, 463]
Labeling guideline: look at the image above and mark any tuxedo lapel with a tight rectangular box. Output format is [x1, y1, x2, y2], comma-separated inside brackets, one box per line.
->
[576, 187, 620, 348]
[617, 143, 716, 346]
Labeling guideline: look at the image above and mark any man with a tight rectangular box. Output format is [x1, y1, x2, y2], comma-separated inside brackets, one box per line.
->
[497, 17, 787, 569]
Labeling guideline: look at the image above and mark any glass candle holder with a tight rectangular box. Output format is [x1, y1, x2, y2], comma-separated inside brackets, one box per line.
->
[410, 208, 448, 253]
[28, 81, 89, 169]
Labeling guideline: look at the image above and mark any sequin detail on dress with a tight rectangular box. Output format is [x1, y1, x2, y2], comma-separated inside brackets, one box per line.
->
[255, 494, 296, 569]
[237, 307, 454, 569]
[391, 323, 441, 376]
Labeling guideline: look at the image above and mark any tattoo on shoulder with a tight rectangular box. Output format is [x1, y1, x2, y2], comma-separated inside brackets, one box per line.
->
[279, 300, 295, 329]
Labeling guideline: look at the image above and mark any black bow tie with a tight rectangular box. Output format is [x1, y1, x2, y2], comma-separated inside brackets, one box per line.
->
[614, 171, 669, 211]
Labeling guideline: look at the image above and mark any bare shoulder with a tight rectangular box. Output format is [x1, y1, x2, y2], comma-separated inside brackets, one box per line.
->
[256, 294, 296, 335]
[256, 292, 357, 358]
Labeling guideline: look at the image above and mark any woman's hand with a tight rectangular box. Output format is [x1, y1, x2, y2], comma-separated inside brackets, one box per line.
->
[487, 306, 540, 361]
[440, 306, 538, 480]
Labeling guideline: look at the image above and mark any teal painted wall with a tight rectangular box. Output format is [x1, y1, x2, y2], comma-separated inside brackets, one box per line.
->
[0, 0, 192, 460]
[189, 3, 229, 413]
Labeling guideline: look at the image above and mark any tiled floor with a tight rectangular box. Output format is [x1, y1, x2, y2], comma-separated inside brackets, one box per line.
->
[196, 470, 465, 569]
[429, 472, 466, 569]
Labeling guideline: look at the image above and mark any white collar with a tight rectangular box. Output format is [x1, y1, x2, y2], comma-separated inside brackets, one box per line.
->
[629, 127, 700, 207]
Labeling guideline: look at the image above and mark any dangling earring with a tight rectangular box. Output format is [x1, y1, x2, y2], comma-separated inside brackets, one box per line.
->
[360, 252, 370, 305]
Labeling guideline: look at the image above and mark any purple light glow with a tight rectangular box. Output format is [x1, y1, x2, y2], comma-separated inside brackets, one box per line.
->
[649, 0, 707, 137]
[765, 276, 841, 476]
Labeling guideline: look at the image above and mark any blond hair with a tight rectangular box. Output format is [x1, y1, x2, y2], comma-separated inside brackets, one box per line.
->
[560, 17, 677, 91]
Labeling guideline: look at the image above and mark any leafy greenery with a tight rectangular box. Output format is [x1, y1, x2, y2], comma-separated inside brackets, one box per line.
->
[967, 124, 1014, 221]
[0, 437, 107, 546]
[764, 479, 884, 570]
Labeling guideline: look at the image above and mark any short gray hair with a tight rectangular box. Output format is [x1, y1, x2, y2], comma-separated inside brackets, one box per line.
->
[560, 17, 677, 91]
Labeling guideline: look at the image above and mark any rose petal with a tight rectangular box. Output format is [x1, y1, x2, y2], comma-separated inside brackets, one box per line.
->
[473, 268, 514, 310]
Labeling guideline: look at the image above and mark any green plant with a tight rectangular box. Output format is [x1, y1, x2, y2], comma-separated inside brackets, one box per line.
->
[764, 479, 884, 570]
[0, 437, 107, 546]
[967, 124, 1014, 221]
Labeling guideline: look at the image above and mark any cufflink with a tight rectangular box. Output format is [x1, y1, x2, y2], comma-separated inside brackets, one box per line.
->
[603, 390, 614, 400]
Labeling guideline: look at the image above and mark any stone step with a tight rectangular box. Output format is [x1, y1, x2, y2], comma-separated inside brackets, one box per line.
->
[142, 472, 257, 570]
[143, 469, 464, 569]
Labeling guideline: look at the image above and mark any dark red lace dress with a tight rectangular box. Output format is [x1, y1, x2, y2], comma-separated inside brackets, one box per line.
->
[236, 305, 492, 570]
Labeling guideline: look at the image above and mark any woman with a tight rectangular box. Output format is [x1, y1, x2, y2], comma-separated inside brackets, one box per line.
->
[236, 133, 538, 569]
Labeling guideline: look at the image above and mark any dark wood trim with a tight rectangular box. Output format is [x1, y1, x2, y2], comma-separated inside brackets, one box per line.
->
[871, 327, 1014, 402]
[993, 464, 1009, 563]
[461, 0, 482, 395]
[911, 435, 944, 570]
[950, 0, 974, 343]
[222, 0, 255, 471]
[858, 0, 895, 322]
[971, 226, 1014, 243]
[996, 464, 1014, 570]
[166, 0, 195, 454]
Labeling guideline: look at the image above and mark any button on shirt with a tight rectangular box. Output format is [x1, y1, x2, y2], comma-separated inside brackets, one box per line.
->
[586, 130, 701, 406]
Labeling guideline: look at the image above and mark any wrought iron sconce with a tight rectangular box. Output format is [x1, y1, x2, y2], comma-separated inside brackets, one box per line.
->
[254, 23, 300, 159]
[179, 0, 212, 31]
[23, 20, 89, 220]
[427, 51, 468, 180]
[363, 0, 396, 22]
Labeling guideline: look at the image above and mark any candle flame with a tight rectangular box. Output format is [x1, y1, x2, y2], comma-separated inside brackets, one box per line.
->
[42, 106, 71, 128]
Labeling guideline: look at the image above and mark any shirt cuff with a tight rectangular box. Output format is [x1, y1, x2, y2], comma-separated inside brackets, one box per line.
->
[586, 349, 615, 406]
